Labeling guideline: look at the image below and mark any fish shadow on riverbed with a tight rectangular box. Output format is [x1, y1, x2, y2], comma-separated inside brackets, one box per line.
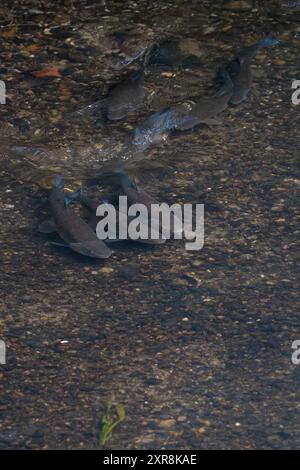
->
[36, 230, 104, 264]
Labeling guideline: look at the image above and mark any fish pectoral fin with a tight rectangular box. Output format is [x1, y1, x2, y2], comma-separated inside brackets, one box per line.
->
[69, 240, 112, 259]
[49, 241, 69, 247]
[38, 218, 56, 234]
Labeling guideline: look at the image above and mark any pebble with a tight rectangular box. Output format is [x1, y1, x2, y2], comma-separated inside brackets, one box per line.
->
[196, 427, 206, 434]
[177, 416, 187, 422]
[272, 58, 286, 66]
[158, 419, 176, 428]
[99, 267, 114, 274]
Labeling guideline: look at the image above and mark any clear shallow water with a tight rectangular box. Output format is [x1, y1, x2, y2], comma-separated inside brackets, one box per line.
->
[0, 0, 299, 449]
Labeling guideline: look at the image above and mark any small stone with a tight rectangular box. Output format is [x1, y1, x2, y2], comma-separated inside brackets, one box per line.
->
[203, 420, 211, 426]
[99, 267, 114, 274]
[177, 416, 187, 422]
[203, 26, 216, 35]
[158, 419, 176, 428]
[161, 72, 175, 78]
[196, 427, 206, 434]
[191, 260, 202, 267]
[222, 24, 232, 32]
[272, 58, 285, 66]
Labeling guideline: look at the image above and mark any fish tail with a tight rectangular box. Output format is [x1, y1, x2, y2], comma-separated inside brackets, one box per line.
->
[257, 35, 281, 49]
[54, 175, 64, 190]
[239, 35, 281, 60]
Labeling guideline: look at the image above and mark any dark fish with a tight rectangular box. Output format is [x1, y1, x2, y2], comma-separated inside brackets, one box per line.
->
[171, 68, 233, 131]
[39, 177, 112, 259]
[75, 192, 100, 231]
[76, 43, 153, 121]
[133, 69, 232, 149]
[116, 169, 182, 237]
[228, 36, 281, 105]
[133, 108, 174, 150]
[107, 69, 146, 120]
[117, 169, 160, 208]
[74, 187, 165, 245]
[106, 44, 155, 121]
[74, 75, 145, 122]
[148, 38, 202, 68]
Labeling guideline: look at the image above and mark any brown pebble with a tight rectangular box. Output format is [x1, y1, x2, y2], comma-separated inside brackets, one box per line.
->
[99, 267, 114, 274]
[272, 58, 285, 66]
[177, 416, 187, 422]
[158, 419, 176, 428]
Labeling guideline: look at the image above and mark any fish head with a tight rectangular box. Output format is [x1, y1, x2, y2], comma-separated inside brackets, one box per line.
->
[54, 175, 64, 190]
[230, 87, 249, 105]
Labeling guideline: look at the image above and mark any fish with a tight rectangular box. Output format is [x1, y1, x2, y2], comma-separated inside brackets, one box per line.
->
[133, 69, 232, 149]
[116, 169, 161, 208]
[75, 191, 101, 232]
[227, 36, 281, 105]
[73, 187, 166, 245]
[106, 69, 146, 120]
[75, 44, 154, 121]
[38, 176, 112, 259]
[132, 108, 175, 150]
[171, 68, 233, 131]
[106, 46, 153, 120]
[75, 73, 146, 122]
[115, 169, 182, 237]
